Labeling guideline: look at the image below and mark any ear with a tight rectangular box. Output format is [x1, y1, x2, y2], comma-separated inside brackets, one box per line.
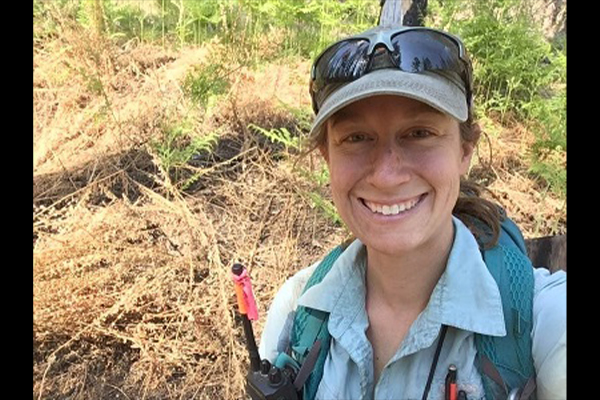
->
[459, 122, 480, 175]
[319, 143, 329, 163]
[318, 126, 329, 163]
[459, 140, 475, 175]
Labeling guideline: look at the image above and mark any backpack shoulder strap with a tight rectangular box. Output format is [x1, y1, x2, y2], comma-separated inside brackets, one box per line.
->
[289, 245, 343, 400]
[475, 216, 537, 399]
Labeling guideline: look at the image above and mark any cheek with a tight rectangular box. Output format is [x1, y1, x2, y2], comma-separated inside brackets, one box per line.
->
[326, 151, 368, 208]
[328, 156, 354, 197]
[415, 149, 464, 192]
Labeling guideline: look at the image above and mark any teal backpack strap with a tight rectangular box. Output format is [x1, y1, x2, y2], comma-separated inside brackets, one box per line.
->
[497, 215, 528, 255]
[290, 245, 344, 400]
[475, 216, 537, 399]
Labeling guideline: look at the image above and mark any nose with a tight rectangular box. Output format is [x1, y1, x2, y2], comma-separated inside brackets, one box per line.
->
[366, 141, 411, 189]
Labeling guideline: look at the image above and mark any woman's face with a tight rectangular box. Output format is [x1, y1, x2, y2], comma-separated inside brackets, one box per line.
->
[321, 95, 474, 257]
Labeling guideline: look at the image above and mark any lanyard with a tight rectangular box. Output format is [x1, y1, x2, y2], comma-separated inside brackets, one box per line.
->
[421, 324, 449, 400]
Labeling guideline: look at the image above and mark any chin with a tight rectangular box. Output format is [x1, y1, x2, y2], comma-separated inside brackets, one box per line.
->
[361, 234, 423, 257]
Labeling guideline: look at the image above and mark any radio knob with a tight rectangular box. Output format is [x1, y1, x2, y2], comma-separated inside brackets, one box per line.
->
[260, 359, 271, 375]
[268, 366, 282, 384]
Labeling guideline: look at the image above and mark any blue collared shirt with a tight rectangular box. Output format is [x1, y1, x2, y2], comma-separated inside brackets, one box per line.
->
[259, 217, 566, 399]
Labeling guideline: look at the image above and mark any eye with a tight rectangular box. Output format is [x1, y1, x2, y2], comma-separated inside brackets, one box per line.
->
[409, 129, 435, 139]
[343, 133, 370, 143]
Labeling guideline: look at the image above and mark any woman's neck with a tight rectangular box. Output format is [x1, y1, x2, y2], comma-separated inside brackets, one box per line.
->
[365, 222, 455, 313]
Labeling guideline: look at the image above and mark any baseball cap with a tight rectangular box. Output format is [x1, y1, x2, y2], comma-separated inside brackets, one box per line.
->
[309, 68, 469, 139]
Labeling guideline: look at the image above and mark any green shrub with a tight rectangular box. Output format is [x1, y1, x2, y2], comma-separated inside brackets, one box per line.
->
[248, 124, 301, 152]
[305, 191, 342, 226]
[105, 3, 162, 43]
[428, 0, 566, 198]
[529, 152, 566, 198]
[182, 63, 230, 108]
[150, 120, 219, 187]
[430, 0, 552, 114]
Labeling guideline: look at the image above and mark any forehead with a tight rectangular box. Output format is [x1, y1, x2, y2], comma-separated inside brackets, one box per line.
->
[328, 95, 447, 127]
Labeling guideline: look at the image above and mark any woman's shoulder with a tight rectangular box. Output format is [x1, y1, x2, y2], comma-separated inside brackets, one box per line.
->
[533, 267, 566, 293]
[531, 267, 566, 399]
[274, 261, 320, 308]
[258, 260, 321, 361]
[261, 259, 322, 332]
[532, 267, 566, 327]
[531, 267, 566, 342]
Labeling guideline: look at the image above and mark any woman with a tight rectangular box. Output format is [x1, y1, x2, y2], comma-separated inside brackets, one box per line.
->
[258, 25, 566, 400]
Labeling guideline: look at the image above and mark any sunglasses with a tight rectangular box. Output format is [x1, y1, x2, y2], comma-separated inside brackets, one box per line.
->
[309, 26, 473, 114]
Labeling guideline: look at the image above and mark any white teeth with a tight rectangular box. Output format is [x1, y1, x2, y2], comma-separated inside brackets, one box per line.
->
[365, 198, 420, 216]
[382, 205, 398, 215]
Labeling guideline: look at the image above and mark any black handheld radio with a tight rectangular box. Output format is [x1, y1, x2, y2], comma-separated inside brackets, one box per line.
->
[232, 263, 308, 400]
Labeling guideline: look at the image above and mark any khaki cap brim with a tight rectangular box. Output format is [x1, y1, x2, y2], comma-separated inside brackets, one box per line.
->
[309, 69, 468, 139]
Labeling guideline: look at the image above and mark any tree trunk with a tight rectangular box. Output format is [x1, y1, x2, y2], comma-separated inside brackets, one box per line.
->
[403, 0, 428, 26]
[92, 0, 105, 37]
[378, 0, 403, 28]
[378, 0, 429, 28]
[525, 234, 567, 273]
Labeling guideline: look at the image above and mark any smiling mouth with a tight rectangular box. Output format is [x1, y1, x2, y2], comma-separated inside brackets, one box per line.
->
[361, 194, 426, 216]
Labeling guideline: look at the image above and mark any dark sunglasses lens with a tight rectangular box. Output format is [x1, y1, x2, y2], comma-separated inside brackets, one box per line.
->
[391, 30, 463, 75]
[310, 30, 471, 113]
[313, 39, 370, 90]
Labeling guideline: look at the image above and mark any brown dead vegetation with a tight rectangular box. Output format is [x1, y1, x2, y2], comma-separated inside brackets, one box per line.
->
[33, 23, 564, 400]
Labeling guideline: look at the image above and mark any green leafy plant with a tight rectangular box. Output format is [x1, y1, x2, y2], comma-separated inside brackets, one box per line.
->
[248, 124, 300, 158]
[305, 191, 342, 226]
[105, 3, 161, 43]
[91, 0, 378, 60]
[529, 151, 566, 198]
[182, 63, 231, 109]
[430, 0, 552, 115]
[310, 165, 330, 187]
[150, 120, 219, 187]
[248, 123, 301, 152]
[248, 122, 339, 224]
[280, 103, 314, 134]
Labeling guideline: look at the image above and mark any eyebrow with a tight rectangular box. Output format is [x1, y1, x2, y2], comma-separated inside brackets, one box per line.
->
[328, 104, 446, 128]
[328, 109, 359, 128]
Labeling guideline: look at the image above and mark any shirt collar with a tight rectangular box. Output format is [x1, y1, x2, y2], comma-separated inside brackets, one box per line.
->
[429, 217, 506, 336]
[297, 216, 506, 337]
[298, 239, 367, 314]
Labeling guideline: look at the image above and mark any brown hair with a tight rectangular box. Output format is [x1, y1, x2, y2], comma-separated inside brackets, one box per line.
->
[299, 108, 503, 249]
[453, 117, 503, 249]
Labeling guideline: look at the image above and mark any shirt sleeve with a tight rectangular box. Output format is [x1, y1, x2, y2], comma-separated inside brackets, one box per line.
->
[258, 263, 317, 362]
[531, 267, 566, 399]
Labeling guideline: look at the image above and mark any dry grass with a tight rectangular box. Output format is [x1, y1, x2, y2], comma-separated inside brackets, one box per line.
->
[34, 24, 343, 399]
[470, 115, 566, 236]
[33, 23, 564, 400]
[33, 153, 344, 399]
